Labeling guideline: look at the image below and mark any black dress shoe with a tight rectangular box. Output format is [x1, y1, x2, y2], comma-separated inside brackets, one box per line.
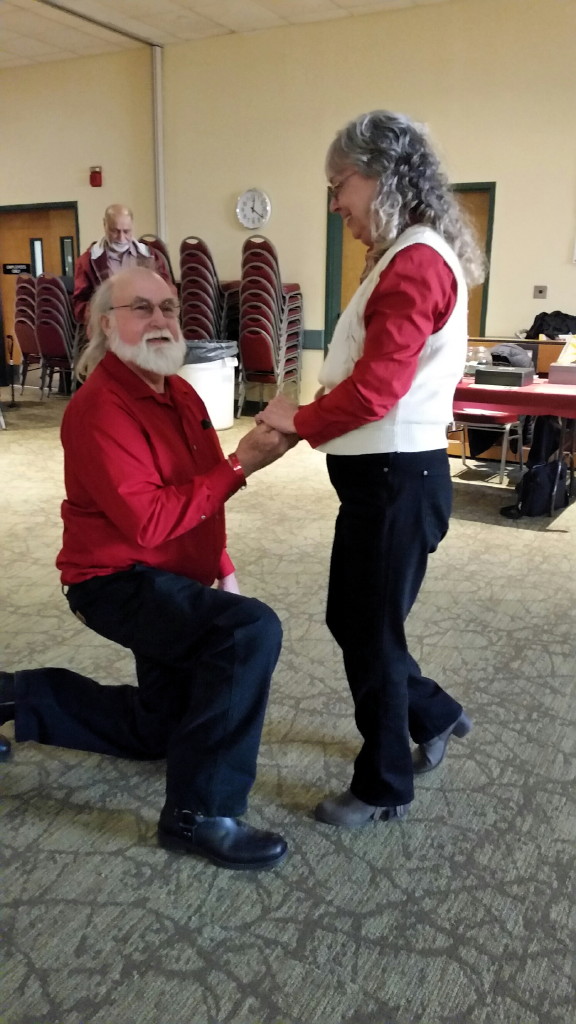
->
[0, 733, 12, 761]
[157, 805, 288, 871]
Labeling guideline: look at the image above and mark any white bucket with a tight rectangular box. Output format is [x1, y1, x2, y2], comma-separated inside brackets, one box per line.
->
[178, 357, 238, 430]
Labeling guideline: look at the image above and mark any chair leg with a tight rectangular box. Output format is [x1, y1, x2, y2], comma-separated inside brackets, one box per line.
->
[499, 424, 511, 484]
[236, 379, 245, 418]
[461, 425, 469, 468]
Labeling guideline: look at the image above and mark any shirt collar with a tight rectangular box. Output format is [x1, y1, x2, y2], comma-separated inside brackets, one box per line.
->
[99, 351, 173, 403]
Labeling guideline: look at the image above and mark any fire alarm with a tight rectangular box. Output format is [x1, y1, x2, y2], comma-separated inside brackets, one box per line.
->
[89, 166, 103, 187]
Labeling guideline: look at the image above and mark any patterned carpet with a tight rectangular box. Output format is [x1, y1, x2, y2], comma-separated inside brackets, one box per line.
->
[1, 389, 575, 1024]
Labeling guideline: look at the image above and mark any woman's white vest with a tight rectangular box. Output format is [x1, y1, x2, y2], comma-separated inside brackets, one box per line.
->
[318, 225, 468, 455]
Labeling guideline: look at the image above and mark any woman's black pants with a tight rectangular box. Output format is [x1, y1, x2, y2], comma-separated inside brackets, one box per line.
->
[13, 565, 282, 817]
[326, 450, 462, 808]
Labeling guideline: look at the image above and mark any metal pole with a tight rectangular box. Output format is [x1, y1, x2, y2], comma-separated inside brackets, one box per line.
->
[151, 45, 166, 242]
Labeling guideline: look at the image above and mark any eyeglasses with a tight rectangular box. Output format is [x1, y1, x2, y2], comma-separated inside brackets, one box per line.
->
[109, 299, 181, 319]
[327, 171, 358, 201]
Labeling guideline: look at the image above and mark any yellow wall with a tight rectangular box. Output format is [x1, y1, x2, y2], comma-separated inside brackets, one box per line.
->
[0, 48, 157, 247]
[162, 0, 576, 338]
[1, 0, 576, 403]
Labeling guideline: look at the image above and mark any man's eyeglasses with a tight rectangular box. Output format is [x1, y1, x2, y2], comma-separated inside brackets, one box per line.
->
[109, 299, 181, 319]
[327, 171, 357, 201]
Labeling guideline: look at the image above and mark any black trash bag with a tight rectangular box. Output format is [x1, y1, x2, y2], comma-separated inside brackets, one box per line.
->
[184, 340, 238, 364]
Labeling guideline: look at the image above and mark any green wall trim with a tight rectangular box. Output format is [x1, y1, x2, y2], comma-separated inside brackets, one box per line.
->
[302, 329, 324, 350]
[324, 200, 343, 352]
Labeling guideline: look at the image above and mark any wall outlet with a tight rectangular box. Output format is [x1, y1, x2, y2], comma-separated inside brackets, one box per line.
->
[533, 285, 547, 299]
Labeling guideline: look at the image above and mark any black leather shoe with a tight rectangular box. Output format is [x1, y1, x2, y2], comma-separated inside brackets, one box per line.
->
[0, 733, 12, 760]
[157, 805, 288, 871]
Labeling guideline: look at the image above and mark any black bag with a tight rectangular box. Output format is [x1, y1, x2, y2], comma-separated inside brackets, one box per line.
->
[500, 460, 569, 519]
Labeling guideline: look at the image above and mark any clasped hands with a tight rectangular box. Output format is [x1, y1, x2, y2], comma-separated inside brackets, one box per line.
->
[235, 396, 299, 477]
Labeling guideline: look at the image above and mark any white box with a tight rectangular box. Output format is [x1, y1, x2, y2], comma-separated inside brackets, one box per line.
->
[547, 363, 576, 384]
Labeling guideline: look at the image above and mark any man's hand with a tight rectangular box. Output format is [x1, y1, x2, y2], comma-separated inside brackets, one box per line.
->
[255, 394, 299, 434]
[233, 423, 298, 477]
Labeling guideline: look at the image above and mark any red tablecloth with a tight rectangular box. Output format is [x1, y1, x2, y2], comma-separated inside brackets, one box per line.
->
[454, 377, 576, 420]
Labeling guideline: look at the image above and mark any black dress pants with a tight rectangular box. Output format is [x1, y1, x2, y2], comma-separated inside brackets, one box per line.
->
[326, 450, 462, 808]
[14, 565, 282, 817]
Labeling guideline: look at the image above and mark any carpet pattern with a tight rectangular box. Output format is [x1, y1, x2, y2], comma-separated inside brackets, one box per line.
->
[1, 391, 575, 1024]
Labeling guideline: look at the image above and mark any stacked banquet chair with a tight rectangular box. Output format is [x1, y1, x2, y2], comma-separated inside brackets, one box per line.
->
[14, 274, 44, 394]
[237, 235, 303, 417]
[35, 274, 75, 396]
[138, 234, 177, 287]
[179, 236, 240, 342]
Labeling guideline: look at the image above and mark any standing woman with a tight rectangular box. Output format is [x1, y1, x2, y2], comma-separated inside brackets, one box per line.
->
[257, 110, 485, 827]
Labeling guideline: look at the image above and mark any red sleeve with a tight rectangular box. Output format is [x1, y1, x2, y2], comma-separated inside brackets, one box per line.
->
[294, 244, 457, 448]
[218, 550, 236, 578]
[71, 251, 94, 324]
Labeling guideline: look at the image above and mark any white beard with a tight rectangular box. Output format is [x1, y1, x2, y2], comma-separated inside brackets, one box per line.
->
[108, 326, 187, 377]
[109, 241, 131, 253]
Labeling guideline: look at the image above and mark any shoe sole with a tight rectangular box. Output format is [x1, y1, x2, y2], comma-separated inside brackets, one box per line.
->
[157, 831, 288, 871]
[313, 806, 408, 828]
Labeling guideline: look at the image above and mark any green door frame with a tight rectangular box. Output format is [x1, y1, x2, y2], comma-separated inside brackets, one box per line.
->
[324, 181, 496, 347]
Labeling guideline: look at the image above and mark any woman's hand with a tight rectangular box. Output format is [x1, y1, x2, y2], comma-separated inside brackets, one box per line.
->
[255, 394, 299, 435]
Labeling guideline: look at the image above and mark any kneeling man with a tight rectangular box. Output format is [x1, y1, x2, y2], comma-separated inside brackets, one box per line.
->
[0, 267, 296, 870]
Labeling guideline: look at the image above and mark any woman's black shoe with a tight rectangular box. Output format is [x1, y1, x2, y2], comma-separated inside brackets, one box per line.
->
[157, 805, 288, 870]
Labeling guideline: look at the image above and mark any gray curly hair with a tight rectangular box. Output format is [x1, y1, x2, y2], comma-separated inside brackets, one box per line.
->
[326, 110, 486, 287]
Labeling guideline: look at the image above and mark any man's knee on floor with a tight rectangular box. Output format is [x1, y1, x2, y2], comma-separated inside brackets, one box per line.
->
[242, 596, 283, 645]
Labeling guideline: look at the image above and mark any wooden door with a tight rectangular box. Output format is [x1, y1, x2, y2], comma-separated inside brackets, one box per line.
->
[453, 185, 494, 337]
[0, 204, 78, 364]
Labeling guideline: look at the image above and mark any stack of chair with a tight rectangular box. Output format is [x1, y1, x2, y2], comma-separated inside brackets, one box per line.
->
[35, 274, 75, 395]
[179, 237, 240, 342]
[14, 274, 43, 393]
[138, 234, 177, 286]
[237, 234, 302, 416]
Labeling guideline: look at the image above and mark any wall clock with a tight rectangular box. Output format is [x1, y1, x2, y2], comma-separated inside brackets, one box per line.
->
[235, 188, 272, 229]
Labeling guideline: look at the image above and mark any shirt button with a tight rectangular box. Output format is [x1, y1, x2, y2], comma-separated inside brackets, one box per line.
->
[200, 515, 206, 520]
[423, 470, 428, 476]
[383, 467, 389, 473]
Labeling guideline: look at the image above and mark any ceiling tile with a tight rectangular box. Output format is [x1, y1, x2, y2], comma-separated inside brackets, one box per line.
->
[0, 0, 461, 67]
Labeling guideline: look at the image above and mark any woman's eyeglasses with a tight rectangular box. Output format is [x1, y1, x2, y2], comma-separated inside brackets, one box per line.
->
[109, 299, 181, 319]
[327, 171, 357, 201]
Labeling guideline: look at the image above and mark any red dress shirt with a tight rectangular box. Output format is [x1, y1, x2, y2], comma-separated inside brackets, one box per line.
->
[294, 244, 457, 448]
[57, 353, 244, 586]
